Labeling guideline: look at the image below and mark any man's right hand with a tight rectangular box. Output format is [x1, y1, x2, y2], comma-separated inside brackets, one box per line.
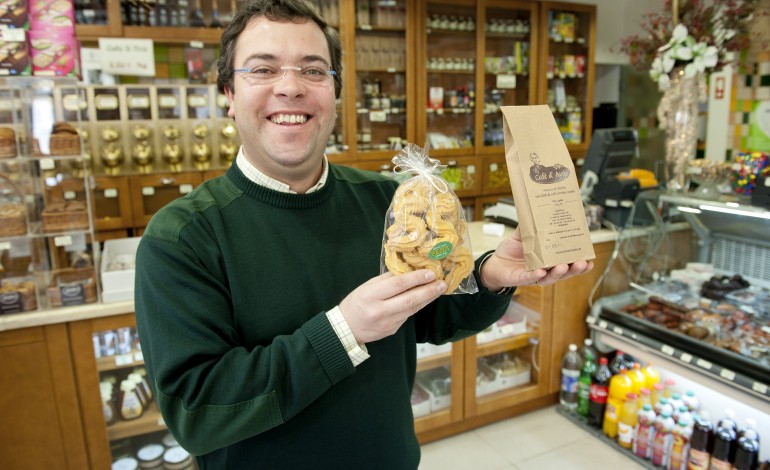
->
[339, 270, 447, 344]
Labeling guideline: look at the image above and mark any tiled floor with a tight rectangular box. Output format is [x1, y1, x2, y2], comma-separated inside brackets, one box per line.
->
[419, 405, 647, 469]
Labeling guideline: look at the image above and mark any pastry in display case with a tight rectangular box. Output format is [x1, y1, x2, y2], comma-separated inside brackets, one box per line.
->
[0, 77, 99, 312]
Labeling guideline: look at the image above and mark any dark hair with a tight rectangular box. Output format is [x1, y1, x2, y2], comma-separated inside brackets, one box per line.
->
[216, 0, 342, 98]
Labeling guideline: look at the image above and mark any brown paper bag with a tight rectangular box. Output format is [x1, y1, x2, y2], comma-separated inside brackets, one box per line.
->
[501, 105, 595, 270]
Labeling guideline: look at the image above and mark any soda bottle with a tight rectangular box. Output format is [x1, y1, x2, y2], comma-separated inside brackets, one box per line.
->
[603, 369, 632, 438]
[669, 420, 693, 470]
[576, 348, 595, 417]
[688, 411, 714, 470]
[634, 403, 657, 459]
[579, 338, 597, 368]
[627, 362, 646, 394]
[588, 357, 611, 427]
[559, 344, 580, 412]
[642, 362, 661, 389]
[734, 418, 760, 470]
[609, 350, 627, 375]
[623, 352, 636, 371]
[682, 390, 700, 412]
[711, 410, 738, 470]
[652, 410, 676, 467]
[617, 392, 639, 449]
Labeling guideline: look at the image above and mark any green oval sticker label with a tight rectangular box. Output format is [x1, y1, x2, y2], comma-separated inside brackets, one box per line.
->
[428, 241, 454, 260]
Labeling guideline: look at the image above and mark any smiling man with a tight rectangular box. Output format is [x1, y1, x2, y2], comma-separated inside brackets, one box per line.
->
[133, 1, 592, 469]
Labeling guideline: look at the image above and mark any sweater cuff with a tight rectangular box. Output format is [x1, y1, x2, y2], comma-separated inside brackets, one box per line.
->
[475, 250, 516, 296]
[302, 312, 355, 385]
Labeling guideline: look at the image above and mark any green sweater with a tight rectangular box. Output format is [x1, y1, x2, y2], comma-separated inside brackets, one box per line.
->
[134, 163, 512, 469]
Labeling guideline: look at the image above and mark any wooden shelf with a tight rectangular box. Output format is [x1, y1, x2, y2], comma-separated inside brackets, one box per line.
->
[108, 402, 166, 441]
[96, 349, 144, 372]
[476, 331, 534, 357]
[417, 352, 452, 373]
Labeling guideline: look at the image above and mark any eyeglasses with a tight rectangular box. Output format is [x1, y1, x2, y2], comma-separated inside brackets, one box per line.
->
[232, 65, 337, 85]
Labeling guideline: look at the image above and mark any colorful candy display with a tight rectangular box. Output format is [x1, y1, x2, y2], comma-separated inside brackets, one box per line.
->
[730, 152, 770, 195]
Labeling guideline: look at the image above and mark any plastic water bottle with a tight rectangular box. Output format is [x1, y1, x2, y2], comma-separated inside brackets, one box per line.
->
[560, 343, 581, 412]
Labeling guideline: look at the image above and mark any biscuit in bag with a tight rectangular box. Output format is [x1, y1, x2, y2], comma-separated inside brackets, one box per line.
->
[380, 143, 478, 295]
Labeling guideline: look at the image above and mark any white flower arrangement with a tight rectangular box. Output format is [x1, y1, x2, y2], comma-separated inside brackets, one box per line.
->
[649, 23, 720, 90]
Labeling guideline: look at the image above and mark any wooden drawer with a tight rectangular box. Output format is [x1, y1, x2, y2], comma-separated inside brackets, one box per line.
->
[93, 176, 133, 231]
[129, 171, 202, 228]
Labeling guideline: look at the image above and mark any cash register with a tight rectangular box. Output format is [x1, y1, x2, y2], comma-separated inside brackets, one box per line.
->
[580, 128, 656, 226]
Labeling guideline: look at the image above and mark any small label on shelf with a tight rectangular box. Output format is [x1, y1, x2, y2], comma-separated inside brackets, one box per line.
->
[142, 187, 155, 196]
[680, 353, 693, 363]
[496, 74, 517, 89]
[189, 41, 204, 49]
[719, 369, 736, 381]
[0, 241, 10, 251]
[598, 320, 607, 329]
[179, 184, 193, 194]
[467, 165, 475, 174]
[387, 67, 396, 73]
[0, 28, 25, 42]
[64, 191, 76, 200]
[661, 345, 674, 356]
[40, 158, 55, 170]
[696, 358, 712, 370]
[360, 24, 372, 31]
[115, 354, 133, 367]
[104, 188, 118, 198]
[54, 235, 73, 247]
[134, 351, 144, 362]
[370, 110, 387, 122]
[752, 382, 768, 394]
[612, 326, 623, 335]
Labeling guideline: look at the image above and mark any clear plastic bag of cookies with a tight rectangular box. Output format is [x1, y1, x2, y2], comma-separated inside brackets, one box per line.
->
[381, 143, 478, 295]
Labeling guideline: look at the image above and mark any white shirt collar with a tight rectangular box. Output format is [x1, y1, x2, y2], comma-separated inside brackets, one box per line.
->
[235, 147, 329, 194]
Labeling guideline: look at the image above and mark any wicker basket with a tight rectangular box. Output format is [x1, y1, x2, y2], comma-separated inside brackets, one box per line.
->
[49, 133, 82, 156]
[0, 174, 27, 237]
[46, 268, 97, 307]
[41, 200, 89, 233]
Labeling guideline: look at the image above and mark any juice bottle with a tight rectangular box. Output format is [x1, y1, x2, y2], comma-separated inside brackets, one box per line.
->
[634, 403, 656, 459]
[674, 405, 693, 428]
[663, 377, 678, 398]
[576, 348, 595, 418]
[655, 396, 674, 417]
[651, 382, 665, 406]
[669, 420, 693, 470]
[638, 387, 653, 410]
[688, 411, 714, 470]
[682, 390, 700, 412]
[710, 410, 738, 470]
[587, 357, 611, 428]
[627, 362, 646, 394]
[603, 369, 632, 438]
[642, 362, 661, 389]
[617, 392, 639, 449]
[651, 410, 676, 467]
[669, 392, 685, 414]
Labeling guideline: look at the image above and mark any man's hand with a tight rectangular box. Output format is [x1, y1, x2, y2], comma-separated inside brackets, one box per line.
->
[479, 227, 594, 292]
[340, 270, 447, 344]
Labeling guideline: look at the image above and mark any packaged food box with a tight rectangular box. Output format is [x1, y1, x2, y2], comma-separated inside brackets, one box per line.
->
[100, 237, 141, 303]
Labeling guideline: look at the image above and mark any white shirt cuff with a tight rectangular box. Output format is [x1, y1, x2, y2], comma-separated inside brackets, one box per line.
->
[326, 306, 369, 367]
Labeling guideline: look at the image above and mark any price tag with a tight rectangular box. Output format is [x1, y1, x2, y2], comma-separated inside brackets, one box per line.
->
[104, 188, 118, 198]
[436, 109, 444, 116]
[127, 95, 150, 109]
[599, 320, 608, 329]
[369, 110, 387, 122]
[680, 353, 693, 363]
[605, 198, 618, 208]
[0, 241, 9, 251]
[134, 351, 144, 362]
[467, 165, 476, 174]
[189, 40, 204, 49]
[719, 369, 736, 381]
[115, 354, 133, 367]
[54, 235, 73, 247]
[360, 24, 372, 30]
[495, 74, 517, 89]
[489, 163, 498, 172]
[612, 327, 623, 335]
[586, 316, 596, 325]
[696, 358, 713, 370]
[390, 108, 400, 114]
[63, 191, 76, 200]
[752, 382, 768, 394]
[142, 187, 155, 196]
[179, 184, 193, 194]
[386, 67, 396, 73]
[661, 345, 675, 356]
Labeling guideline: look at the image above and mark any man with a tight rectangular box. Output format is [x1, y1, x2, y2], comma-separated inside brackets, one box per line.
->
[134, 0, 593, 468]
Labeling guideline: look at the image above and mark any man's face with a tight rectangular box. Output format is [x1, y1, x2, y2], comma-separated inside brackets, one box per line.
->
[225, 17, 336, 180]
